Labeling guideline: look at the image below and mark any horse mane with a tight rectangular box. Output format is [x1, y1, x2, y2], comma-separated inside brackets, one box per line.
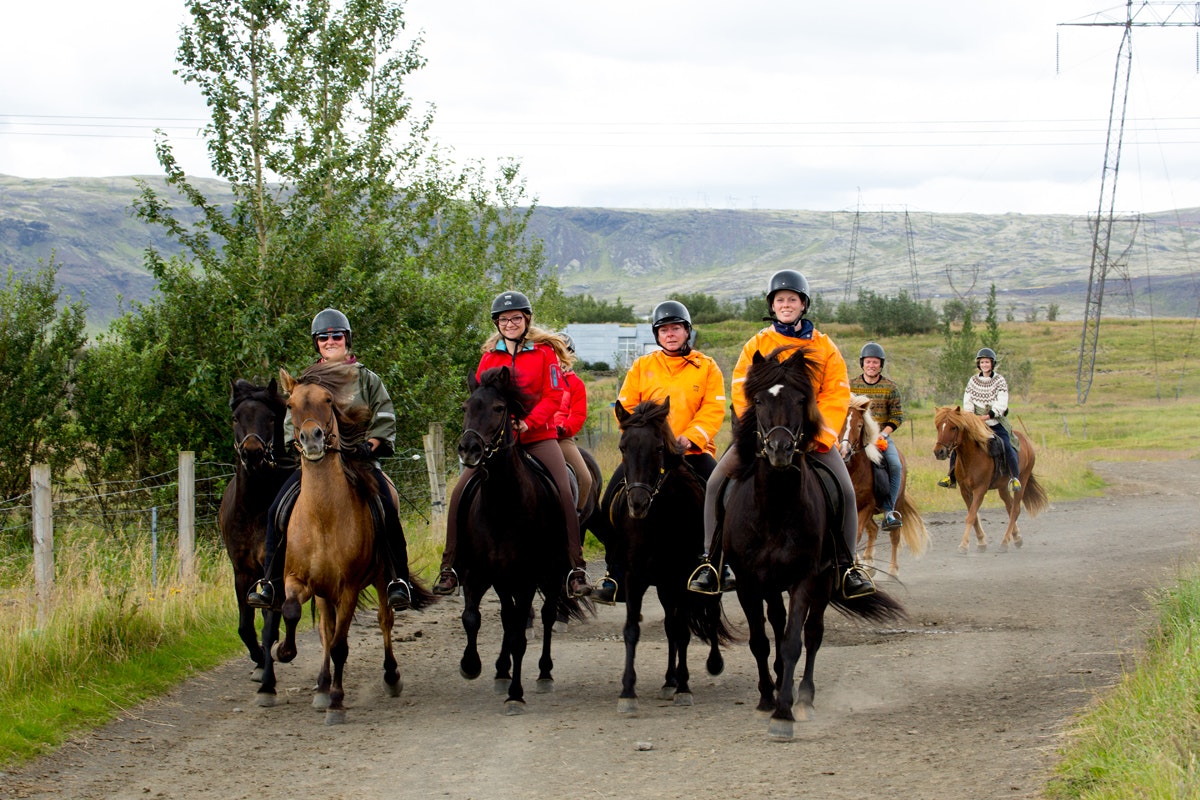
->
[935, 405, 992, 448]
[623, 400, 683, 463]
[476, 366, 538, 420]
[294, 361, 372, 443]
[848, 394, 884, 466]
[230, 378, 283, 412]
[733, 344, 821, 472]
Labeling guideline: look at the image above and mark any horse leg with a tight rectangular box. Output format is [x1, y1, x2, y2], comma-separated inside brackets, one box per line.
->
[377, 581, 401, 697]
[255, 607, 281, 707]
[765, 591, 788, 692]
[312, 597, 335, 711]
[234, 572, 265, 678]
[768, 590, 806, 742]
[667, 587, 693, 707]
[323, 596, 355, 725]
[536, 589, 556, 693]
[888, 528, 901, 577]
[459, 586, 483, 681]
[618, 580, 646, 715]
[960, 487, 988, 553]
[499, 595, 529, 714]
[998, 493, 1024, 553]
[795, 589, 829, 722]
[858, 508, 876, 567]
[276, 582, 304, 663]
[736, 589, 776, 714]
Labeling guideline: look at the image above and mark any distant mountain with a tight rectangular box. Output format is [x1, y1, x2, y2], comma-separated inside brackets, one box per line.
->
[2, 174, 1197, 328]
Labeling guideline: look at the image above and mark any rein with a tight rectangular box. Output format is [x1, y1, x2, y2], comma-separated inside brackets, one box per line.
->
[235, 431, 277, 469]
[623, 465, 669, 506]
[460, 414, 516, 469]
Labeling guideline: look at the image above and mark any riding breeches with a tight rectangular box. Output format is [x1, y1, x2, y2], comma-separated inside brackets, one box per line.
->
[558, 437, 593, 513]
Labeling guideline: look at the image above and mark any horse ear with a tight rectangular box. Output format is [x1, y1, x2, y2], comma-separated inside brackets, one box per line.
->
[752, 351, 766, 365]
[267, 377, 278, 398]
[229, 379, 240, 410]
[661, 396, 671, 414]
[497, 366, 511, 386]
[615, 400, 630, 423]
[467, 371, 479, 392]
[279, 368, 295, 394]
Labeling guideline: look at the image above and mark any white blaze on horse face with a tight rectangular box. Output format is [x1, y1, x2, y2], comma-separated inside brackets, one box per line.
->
[768, 383, 784, 397]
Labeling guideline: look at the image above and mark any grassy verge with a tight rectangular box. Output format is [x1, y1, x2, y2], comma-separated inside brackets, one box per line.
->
[1045, 569, 1200, 798]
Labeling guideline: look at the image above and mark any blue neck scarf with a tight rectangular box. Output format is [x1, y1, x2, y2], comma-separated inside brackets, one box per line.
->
[772, 318, 814, 340]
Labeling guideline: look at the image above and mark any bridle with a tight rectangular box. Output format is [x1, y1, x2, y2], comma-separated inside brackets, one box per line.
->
[459, 413, 516, 469]
[293, 403, 340, 461]
[755, 418, 805, 462]
[235, 430, 278, 469]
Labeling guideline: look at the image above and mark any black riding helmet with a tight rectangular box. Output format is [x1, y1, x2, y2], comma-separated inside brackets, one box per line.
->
[491, 290, 532, 320]
[976, 347, 998, 372]
[311, 307, 352, 353]
[766, 270, 811, 317]
[860, 341, 886, 369]
[651, 300, 693, 355]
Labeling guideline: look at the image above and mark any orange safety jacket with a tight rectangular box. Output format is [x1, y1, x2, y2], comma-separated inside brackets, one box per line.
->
[616, 349, 727, 456]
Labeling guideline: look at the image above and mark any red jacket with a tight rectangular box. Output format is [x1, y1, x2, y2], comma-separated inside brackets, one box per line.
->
[477, 340, 564, 444]
[553, 370, 588, 437]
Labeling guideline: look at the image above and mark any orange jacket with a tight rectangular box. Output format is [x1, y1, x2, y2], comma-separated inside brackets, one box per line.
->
[730, 323, 850, 452]
[616, 349, 727, 456]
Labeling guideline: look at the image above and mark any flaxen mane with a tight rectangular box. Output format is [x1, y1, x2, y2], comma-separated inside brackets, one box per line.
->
[935, 405, 993, 448]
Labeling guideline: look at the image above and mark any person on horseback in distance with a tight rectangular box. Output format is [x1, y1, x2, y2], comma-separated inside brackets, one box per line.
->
[937, 347, 1022, 493]
[592, 299, 727, 604]
[688, 270, 876, 599]
[848, 341, 906, 531]
[247, 307, 414, 612]
[432, 291, 594, 599]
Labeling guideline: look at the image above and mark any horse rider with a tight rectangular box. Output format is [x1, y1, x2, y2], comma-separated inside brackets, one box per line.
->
[848, 341, 905, 531]
[551, 332, 594, 519]
[593, 299, 727, 604]
[689, 270, 875, 599]
[938, 347, 1022, 493]
[432, 291, 594, 599]
[247, 307, 413, 612]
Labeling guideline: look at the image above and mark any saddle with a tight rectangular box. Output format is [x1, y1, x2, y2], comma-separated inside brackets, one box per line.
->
[456, 448, 570, 523]
[986, 434, 1011, 480]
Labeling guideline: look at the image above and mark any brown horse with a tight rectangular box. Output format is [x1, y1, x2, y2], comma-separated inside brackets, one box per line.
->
[256, 361, 412, 724]
[843, 395, 929, 577]
[933, 406, 1049, 553]
[218, 379, 293, 681]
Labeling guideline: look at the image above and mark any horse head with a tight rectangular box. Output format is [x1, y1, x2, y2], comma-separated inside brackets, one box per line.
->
[615, 398, 676, 519]
[280, 362, 364, 463]
[230, 378, 284, 471]
[934, 405, 966, 461]
[459, 366, 527, 468]
[846, 394, 883, 466]
[739, 346, 821, 470]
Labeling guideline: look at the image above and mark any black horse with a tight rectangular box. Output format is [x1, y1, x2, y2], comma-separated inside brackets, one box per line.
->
[218, 379, 293, 680]
[724, 346, 904, 741]
[454, 366, 590, 713]
[600, 399, 732, 714]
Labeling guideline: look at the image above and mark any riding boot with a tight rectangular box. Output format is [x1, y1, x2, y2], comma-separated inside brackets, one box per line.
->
[838, 558, 875, 599]
[688, 555, 721, 595]
[566, 567, 593, 597]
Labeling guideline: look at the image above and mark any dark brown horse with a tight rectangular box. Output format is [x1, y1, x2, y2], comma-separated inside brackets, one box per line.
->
[218, 379, 292, 680]
[454, 366, 589, 714]
[844, 394, 929, 578]
[933, 406, 1049, 553]
[724, 347, 905, 741]
[256, 361, 430, 724]
[603, 399, 731, 714]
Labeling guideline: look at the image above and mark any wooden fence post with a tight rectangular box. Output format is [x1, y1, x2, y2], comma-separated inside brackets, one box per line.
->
[423, 423, 447, 536]
[178, 451, 195, 581]
[31, 463, 53, 626]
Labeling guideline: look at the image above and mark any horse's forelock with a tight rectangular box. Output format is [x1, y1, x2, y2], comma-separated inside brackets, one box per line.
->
[936, 406, 991, 446]
[476, 366, 536, 416]
[231, 379, 283, 412]
[851, 395, 881, 446]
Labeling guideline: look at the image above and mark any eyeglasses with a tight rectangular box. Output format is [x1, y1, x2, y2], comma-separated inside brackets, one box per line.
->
[316, 332, 346, 342]
[496, 315, 525, 327]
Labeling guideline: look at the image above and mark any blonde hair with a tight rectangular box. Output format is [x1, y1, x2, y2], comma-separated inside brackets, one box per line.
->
[482, 324, 575, 367]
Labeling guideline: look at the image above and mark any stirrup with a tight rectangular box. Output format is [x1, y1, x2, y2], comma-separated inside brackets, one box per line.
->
[1008, 477, 1022, 493]
[432, 568, 459, 597]
[593, 574, 619, 606]
[386, 578, 411, 611]
[566, 567, 592, 597]
[937, 475, 956, 489]
[840, 564, 876, 600]
[687, 561, 721, 596]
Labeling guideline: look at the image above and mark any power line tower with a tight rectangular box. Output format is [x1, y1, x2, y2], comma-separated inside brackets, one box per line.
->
[844, 193, 862, 304]
[904, 208, 922, 300]
[1059, 1, 1200, 404]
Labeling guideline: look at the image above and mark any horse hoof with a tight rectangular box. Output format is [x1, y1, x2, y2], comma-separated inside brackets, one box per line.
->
[325, 708, 347, 726]
[504, 700, 526, 716]
[707, 653, 725, 676]
[312, 692, 331, 710]
[794, 702, 814, 722]
[276, 646, 297, 664]
[1013, 538, 1023, 549]
[250, 667, 264, 682]
[999, 543, 1009, 553]
[552, 620, 568, 634]
[767, 718, 794, 741]
[535, 678, 554, 694]
[383, 677, 402, 698]
[957, 545, 968, 555]
[493, 678, 511, 695]
[977, 545, 988, 552]
[617, 697, 639, 715]
[255, 692, 277, 708]
[460, 663, 481, 681]
[673, 692, 694, 707]
[658, 686, 677, 701]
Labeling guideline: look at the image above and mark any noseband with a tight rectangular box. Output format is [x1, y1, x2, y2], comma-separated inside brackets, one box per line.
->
[756, 420, 804, 461]
[460, 415, 515, 468]
[293, 405, 340, 460]
[235, 431, 278, 469]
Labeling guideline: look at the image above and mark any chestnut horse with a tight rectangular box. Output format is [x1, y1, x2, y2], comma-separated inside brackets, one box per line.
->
[843, 394, 929, 577]
[256, 361, 431, 724]
[218, 378, 293, 680]
[603, 399, 732, 714]
[453, 366, 590, 714]
[724, 347, 904, 741]
[933, 406, 1049, 553]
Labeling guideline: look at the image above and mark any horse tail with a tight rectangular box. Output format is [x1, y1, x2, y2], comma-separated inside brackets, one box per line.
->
[1020, 473, 1049, 517]
[685, 593, 736, 648]
[406, 576, 438, 611]
[556, 593, 594, 624]
[895, 495, 931, 557]
[830, 585, 906, 623]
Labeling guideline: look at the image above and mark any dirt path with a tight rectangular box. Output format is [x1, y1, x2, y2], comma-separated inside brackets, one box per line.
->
[4, 460, 1199, 800]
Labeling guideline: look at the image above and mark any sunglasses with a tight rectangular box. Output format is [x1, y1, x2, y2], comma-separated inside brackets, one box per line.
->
[316, 332, 346, 342]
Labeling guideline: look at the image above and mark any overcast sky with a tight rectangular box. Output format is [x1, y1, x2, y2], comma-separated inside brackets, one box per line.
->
[2, 1, 1198, 215]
